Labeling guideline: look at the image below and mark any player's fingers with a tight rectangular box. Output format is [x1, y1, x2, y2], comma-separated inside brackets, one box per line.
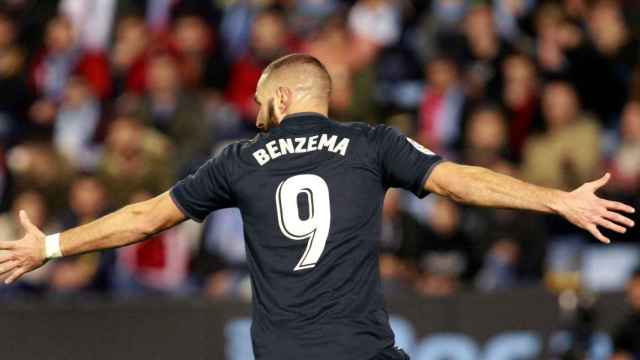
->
[0, 252, 13, 265]
[0, 241, 15, 250]
[0, 260, 18, 276]
[19, 210, 43, 236]
[596, 218, 627, 234]
[587, 224, 610, 244]
[4, 267, 27, 285]
[589, 173, 610, 190]
[602, 199, 636, 214]
[603, 211, 635, 227]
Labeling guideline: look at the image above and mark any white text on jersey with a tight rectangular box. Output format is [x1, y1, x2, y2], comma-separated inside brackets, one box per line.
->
[253, 134, 350, 166]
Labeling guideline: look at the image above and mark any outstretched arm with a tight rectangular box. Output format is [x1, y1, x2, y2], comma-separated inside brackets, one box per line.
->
[0, 191, 186, 284]
[425, 162, 635, 244]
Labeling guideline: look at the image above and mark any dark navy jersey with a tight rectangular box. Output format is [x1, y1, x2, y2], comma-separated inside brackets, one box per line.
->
[170, 113, 443, 360]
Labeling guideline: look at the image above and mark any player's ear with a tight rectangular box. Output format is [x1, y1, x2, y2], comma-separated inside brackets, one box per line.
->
[274, 86, 292, 120]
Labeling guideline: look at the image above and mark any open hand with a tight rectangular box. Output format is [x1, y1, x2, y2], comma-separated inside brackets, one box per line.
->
[557, 173, 635, 244]
[0, 210, 47, 284]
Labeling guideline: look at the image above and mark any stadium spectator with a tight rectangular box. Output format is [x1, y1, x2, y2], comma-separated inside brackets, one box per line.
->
[348, 0, 401, 47]
[59, 0, 117, 51]
[29, 16, 110, 103]
[113, 190, 195, 297]
[195, 207, 250, 300]
[0, 190, 58, 293]
[379, 188, 422, 291]
[611, 267, 640, 359]
[416, 197, 477, 297]
[418, 56, 466, 156]
[521, 81, 602, 190]
[225, 9, 293, 122]
[462, 105, 510, 168]
[97, 116, 173, 207]
[134, 52, 209, 171]
[53, 76, 102, 170]
[6, 142, 74, 210]
[500, 53, 542, 160]
[461, 4, 513, 101]
[49, 175, 113, 294]
[415, 0, 467, 62]
[110, 15, 150, 96]
[0, 13, 28, 147]
[608, 101, 640, 196]
[170, 13, 228, 92]
[571, 0, 638, 127]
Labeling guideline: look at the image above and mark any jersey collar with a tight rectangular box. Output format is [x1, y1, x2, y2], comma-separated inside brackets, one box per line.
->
[278, 112, 329, 129]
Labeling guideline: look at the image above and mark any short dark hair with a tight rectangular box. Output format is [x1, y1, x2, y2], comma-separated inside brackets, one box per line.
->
[263, 53, 332, 97]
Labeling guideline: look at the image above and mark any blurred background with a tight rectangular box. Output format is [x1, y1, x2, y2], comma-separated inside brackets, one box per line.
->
[0, 0, 639, 359]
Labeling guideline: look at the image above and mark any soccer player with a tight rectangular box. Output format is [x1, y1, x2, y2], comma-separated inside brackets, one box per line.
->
[0, 54, 635, 360]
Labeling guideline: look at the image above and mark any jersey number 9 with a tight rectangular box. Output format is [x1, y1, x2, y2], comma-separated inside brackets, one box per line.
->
[276, 174, 331, 271]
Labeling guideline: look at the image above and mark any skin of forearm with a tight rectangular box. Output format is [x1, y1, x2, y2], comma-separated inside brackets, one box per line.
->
[59, 192, 178, 257]
[430, 163, 566, 214]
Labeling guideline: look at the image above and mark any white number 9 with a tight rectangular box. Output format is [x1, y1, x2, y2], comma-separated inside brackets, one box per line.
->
[276, 174, 331, 271]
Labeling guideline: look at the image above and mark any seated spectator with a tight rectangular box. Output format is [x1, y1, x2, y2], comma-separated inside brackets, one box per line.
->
[415, 0, 468, 62]
[110, 15, 149, 96]
[170, 12, 228, 92]
[304, 16, 359, 121]
[500, 53, 542, 161]
[113, 190, 195, 297]
[415, 197, 478, 297]
[194, 207, 251, 300]
[6, 141, 74, 210]
[379, 189, 423, 291]
[522, 81, 602, 190]
[29, 16, 110, 103]
[418, 56, 466, 156]
[567, 0, 638, 127]
[462, 105, 510, 168]
[348, 0, 401, 48]
[461, 4, 513, 101]
[134, 52, 209, 172]
[48, 175, 113, 295]
[53, 76, 102, 170]
[97, 116, 173, 207]
[0, 13, 28, 147]
[611, 267, 640, 359]
[225, 9, 293, 122]
[0, 190, 59, 293]
[607, 102, 640, 195]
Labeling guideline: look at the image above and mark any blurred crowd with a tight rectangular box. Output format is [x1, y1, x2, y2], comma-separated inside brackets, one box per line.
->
[0, 0, 639, 308]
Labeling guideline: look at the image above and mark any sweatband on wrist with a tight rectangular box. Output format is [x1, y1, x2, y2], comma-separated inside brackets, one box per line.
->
[44, 233, 63, 259]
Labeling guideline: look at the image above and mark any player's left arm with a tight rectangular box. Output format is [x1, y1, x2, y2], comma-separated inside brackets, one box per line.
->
[425, 162, 635, 243]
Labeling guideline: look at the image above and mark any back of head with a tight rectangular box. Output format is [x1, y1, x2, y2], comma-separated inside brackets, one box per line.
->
[262, 53, 332, 102]
[255, 54, 333, 131]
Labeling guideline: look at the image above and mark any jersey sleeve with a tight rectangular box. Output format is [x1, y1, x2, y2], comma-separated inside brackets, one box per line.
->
[374, 125, 443, 198]
[170, 145, 236, 222]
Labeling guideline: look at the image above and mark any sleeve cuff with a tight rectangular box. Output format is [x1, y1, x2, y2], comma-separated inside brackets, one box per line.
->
[169, 187, 206, 223]
[416, 159, 446, 198]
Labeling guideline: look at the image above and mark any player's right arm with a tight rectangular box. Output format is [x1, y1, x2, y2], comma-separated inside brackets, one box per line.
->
[0, 144, 238, 285]
[0, 191, 186, 284]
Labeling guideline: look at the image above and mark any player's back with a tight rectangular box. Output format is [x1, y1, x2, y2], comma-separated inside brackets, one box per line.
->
[171, 113, 442, 360]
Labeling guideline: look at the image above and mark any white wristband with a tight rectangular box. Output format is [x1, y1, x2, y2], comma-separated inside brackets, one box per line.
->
[44, 233, 63, 259]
